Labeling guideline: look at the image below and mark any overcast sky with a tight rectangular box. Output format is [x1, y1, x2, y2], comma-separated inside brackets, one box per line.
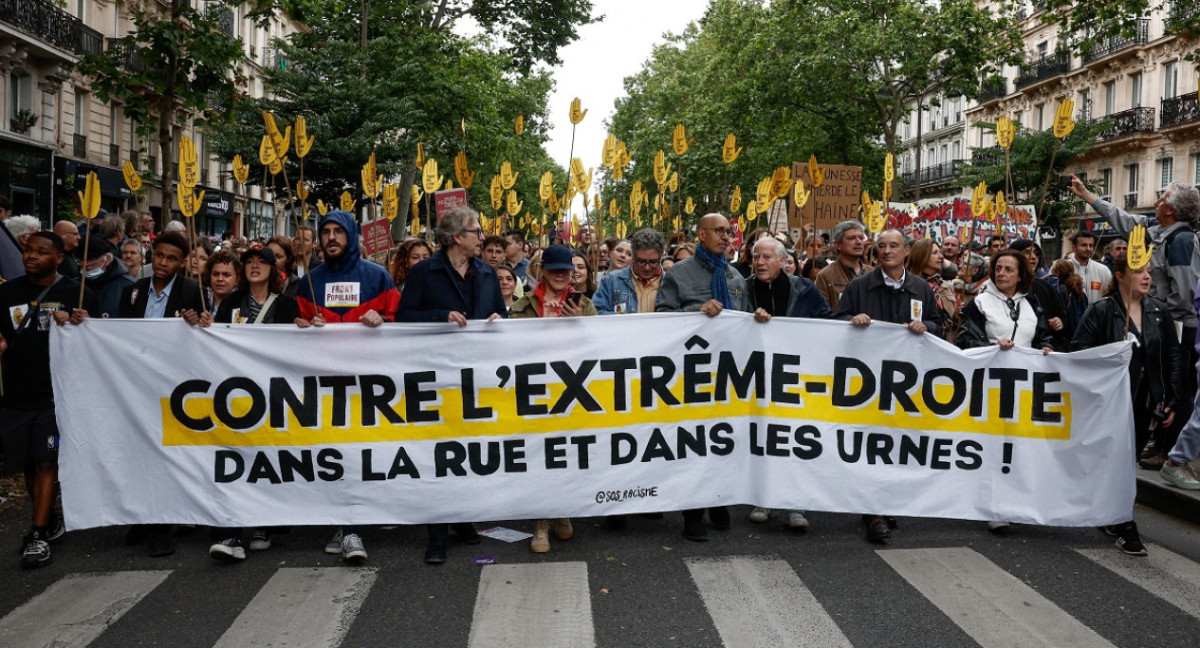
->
[542, 0, 712, 175]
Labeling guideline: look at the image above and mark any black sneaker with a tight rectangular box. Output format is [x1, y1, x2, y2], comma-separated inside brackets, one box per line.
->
[682, 519, 708, 542]
[866, 517, 891, 542]
[708, 506, 731, 530]
[21, 532, 51, 569]
[1117, 524, 1148, 556]
[209, 537, 246, 562]
[48, 517, 66, 544]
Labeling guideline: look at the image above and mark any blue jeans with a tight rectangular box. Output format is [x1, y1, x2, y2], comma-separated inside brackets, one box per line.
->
[1168, 360, 1200, 465]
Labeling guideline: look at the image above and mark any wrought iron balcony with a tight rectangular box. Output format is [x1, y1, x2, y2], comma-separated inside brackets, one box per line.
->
[1124, 193, 1139, 209]
[207, 4, 235, 37]
[72, 133, 87, 158]
[106, 37, 145, 72]
[109, 143, 120, 167]
[1161, 92, 1200, 129]
[1083, 19, 1149, 62]
[900, 160, 963, 187]
[1098, 107, 1156, 141]
[978, 79, 1007, 103]
[1, 0, 106, 56]
[1015, 51, 1070, 89]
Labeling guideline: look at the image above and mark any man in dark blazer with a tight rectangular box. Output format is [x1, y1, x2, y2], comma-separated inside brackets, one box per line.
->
[119, 231, 204, 320]
[117, 230, 204, 557]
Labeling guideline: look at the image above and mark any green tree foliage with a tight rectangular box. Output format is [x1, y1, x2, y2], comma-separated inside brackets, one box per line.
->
[210, 0, 591, 230]
[77, 1, 246, 219]
[1032, 1, 1200, 61]
[602, 0, 1021, 233]
[955, 118, 1110, 237]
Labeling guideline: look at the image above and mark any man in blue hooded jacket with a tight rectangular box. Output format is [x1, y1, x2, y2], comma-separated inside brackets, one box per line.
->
[296, 210, 399, 564]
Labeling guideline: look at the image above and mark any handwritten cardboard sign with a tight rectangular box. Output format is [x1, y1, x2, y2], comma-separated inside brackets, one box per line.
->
[789, 163, 863, 229]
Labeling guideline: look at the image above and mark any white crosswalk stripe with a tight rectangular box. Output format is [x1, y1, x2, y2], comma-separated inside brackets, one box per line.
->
[4, 544, 1200, 648]
[878, 547, 1117, 648]
[1077, 543, 1200, 620]
[211, 567, 377, 648]
[0, 570, 170, 648]
[685, 555, 853, 648]
[467, 562, 595, 648]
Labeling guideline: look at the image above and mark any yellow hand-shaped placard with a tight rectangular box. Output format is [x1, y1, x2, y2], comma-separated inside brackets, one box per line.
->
[538, 172, 553, 202]
[415, 143, 426, 170]
[1053, 99, 1075, 138]
[971, 181, 988, 218]
[515, 115, 524, 135]
[746, 199, 759, 222]
[602, 134, 617, 168]
[122, 161, 143, 192]
[807, 154, 824, 188]
[382, 183, 398, 221]
[756, 176, 773, 207]
[793, 180, 810, 209]
[259, 135, 277, 166]
[996, 116, 1015, 149]
[78, 171, 101, 219]
[295, 116, 314, 158]
[884, 153, 895, 182]
[569, 98, 587, 125]
[722, 133, 742, 164]
[455, 151, 475, 189]
[771, 167, 793, 199]
[506, 191, 522, 216]
[672, 124, 692, 156]
[995, 191, 1007, 219]
[685, 197, 695, 215]
[499, 161, 518, 190]
[653, 150, 667, 187]
[1127, 225, 1154, 270]
[317, 199, 329, 217]
[232, 155, 249, 185]
[340, 191, 355, 213]
[730, 186, 742, 213]
[422, 158, 442, 195]
[178, 135, 199, 189]
[668, 171, 679, 194]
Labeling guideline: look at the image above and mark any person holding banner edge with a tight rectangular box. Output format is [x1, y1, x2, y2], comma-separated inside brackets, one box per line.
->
[835, 228, 941, 542]
[397, 204, 504, 565]
[656, 212, 749, 542]
[0, 231, 96, 568]
[1071, 253, 1186, 555]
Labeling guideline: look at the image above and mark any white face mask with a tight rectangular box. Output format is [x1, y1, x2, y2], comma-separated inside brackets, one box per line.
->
[85, 253, 111, 279]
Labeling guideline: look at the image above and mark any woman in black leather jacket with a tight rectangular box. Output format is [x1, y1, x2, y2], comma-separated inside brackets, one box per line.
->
[1071, 257, 1187, 556]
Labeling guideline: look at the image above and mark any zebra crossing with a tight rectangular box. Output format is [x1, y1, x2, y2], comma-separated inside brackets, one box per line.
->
[2, 543, 1200, 648]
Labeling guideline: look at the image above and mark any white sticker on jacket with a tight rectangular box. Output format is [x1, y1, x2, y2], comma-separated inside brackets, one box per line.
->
[910, 298, 923, 322]
[324, 282, 361, 308]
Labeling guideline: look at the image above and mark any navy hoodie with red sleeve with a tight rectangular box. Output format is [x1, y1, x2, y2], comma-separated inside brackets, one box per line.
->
[297, 210, 400, 322]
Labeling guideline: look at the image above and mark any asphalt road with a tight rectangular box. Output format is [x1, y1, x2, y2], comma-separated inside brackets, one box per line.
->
[2, 502, 1200, 648]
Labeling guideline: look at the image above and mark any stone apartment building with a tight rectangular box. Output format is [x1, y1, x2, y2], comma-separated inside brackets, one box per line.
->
[1, 0, 298, 236]
[898, 1, 1199, 240]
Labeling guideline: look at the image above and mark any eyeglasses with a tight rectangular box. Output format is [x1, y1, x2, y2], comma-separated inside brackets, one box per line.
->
[461, 228, 484, 238]
[633, 257, 661, 266]
[702, 227, 733, 238]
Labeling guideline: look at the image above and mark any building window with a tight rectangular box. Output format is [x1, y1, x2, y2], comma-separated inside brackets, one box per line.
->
[1037, 41, 1048, 59]
[952, 141, 961, 161]
[1130, 73, 1142, 109]
[1160, 157, 1174, 188]
[1035, 103, 1045, 130]
[1125, 163, 1139, 207]
[8, 72, 33, 121]
[1079, 89, 1091, 120]
[74, 89, 87, 135]
[1104, 81, 1115, 116]
[1100, 168, 1112, 202]
[1195, 154, 1200, 186]
[1164, 61, 1179, 99]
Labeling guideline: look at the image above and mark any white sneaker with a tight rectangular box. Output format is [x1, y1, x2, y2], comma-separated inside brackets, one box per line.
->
[787, 511, 810, 529]
[748, 507, 771, 523]
[209, 537, 246, 562]
[324, 530, 343, 554]
[341, 533, 367, 564]
[1161, 462, 1200, 490]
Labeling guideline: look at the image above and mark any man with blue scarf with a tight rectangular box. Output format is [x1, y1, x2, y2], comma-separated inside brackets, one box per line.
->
[656, 212, 749, 542]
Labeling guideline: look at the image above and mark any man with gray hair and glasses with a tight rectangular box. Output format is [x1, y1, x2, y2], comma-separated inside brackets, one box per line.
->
[815, 220, 871, 311]
[593, 228, 666, 315]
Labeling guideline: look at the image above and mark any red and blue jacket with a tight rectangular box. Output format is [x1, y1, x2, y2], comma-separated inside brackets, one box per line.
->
[297, 210, 400, 322]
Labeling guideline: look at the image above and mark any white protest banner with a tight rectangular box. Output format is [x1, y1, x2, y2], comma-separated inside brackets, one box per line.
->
[51, 315, 1134, 530]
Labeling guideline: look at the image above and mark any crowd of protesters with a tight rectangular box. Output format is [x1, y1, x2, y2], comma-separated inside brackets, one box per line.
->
[3, 177, 1200, 569]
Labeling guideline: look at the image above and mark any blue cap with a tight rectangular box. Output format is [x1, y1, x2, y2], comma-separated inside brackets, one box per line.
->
[541, 244, 575, 271]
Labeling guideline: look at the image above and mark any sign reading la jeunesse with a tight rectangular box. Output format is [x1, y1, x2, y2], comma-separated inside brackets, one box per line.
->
[51, 314, 1134, 530]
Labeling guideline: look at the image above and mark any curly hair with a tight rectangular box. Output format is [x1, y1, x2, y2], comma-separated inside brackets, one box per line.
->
[390, 239, 433, 286]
